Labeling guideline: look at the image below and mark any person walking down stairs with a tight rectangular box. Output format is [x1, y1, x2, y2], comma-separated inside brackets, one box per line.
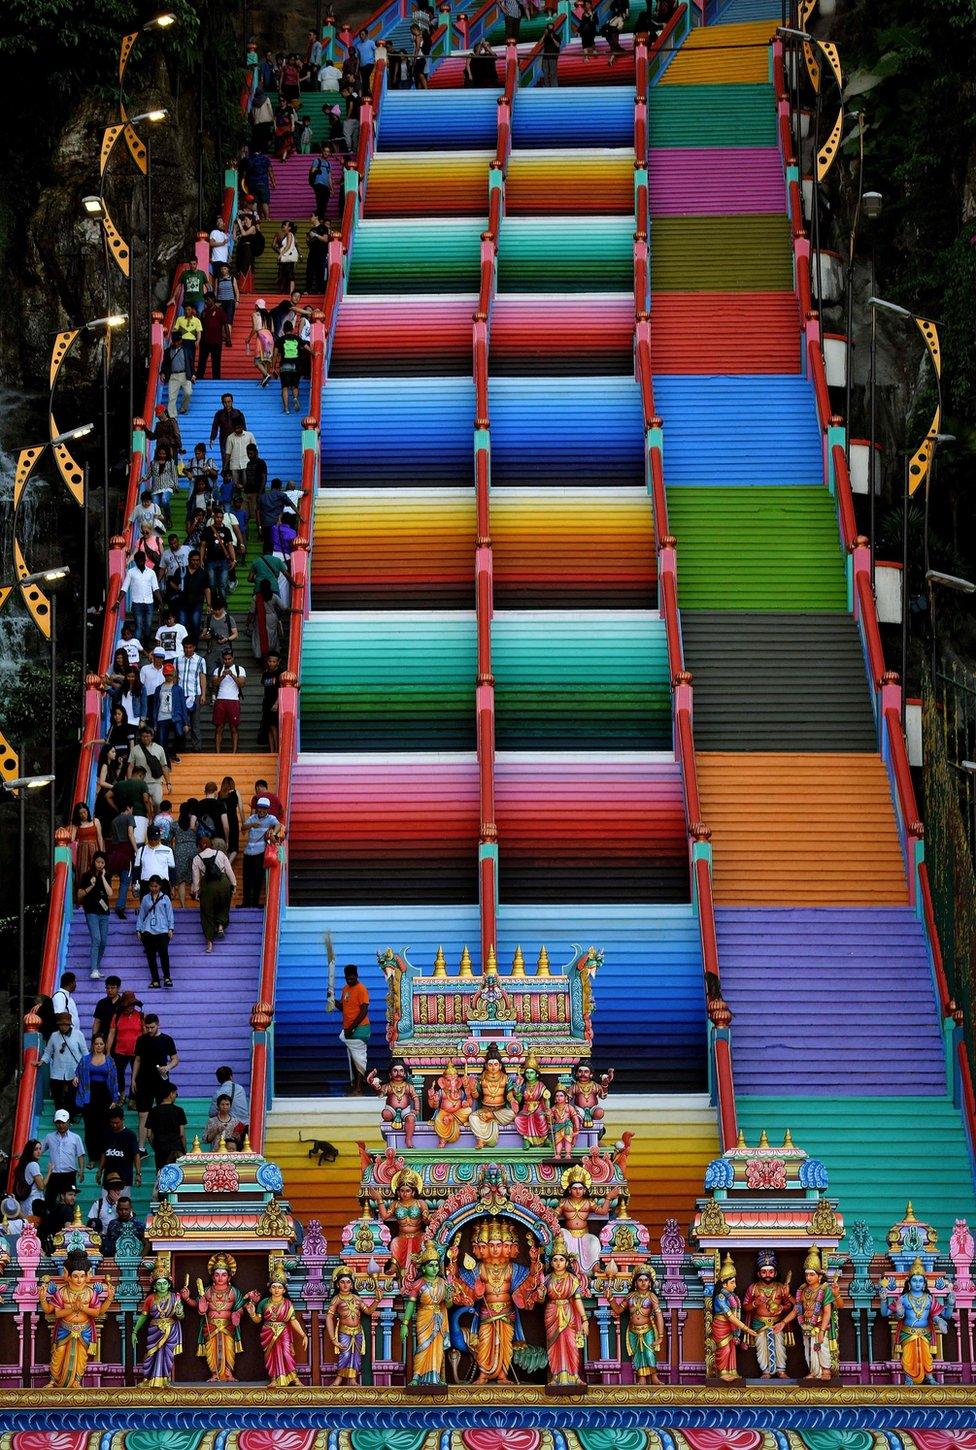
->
[191, 838, 237, 953]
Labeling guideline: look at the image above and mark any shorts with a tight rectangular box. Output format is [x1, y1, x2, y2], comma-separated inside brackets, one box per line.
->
[213, 698, 241, 729]
[135, 1080, 167, 1113]
[252, 183, 270, 205]
[279, 365, 299, 387]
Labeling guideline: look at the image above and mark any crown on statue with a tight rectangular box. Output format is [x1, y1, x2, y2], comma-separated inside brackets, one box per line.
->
[473, 1219, 518, 1248]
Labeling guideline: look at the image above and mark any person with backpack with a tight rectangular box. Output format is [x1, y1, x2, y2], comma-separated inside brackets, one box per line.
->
[308, 148, 333, 222]
[273, 320, 304, 415]
[191, 833, 238, 951]
[52, 973, 80, 1034]
[107, 991, 145, 1101]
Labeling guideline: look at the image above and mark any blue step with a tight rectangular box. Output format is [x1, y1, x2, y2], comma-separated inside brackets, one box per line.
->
[489, 376, 645, 485]
[653, 375, 824, 486]
[512, 88, 635, 148]
[379, 91, 500, 150]
[275, 904, 480, 1093]
[175, 378, 311, 484]
[322, 376, 474, 486]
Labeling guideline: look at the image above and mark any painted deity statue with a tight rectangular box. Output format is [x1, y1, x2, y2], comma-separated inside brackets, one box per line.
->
[448, 1219, 543, 1384]
[244, 1266, 308, 1387]
[466, 1043, 517, 1149]
[427, 1058, 472, 1147]
[881, 1256, 952, 1386]
[510, 1054, 551, 1147]
[401, 1241, 453, 1386]
[182, 1253, 247, 1382]
[550, 1088, 582, 1160]
[539, 1246, 588, 1387]
[558, 1167, 602, 1276]
[326, 1268, 378, 1385]
[571, 1063, 613, 1129]
[132, 1261, 184, 1386]
[742, 1249, 794, 1380]
[611, 1267, 665, 1385]
[372, 1170, 429, 1276]
[710, 1254, 756, 1382]
[367, 1060, 420, 1148]
[794, 1248, 837, 1382]
[39, 1249, 115, 1389]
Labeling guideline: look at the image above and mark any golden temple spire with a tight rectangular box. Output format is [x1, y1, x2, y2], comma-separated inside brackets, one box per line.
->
[536, 945, 551, 977]
[736, 1128, 746, 1148]
[433, 944, 447, 978]
[459, 945, 474, 978]
[191, 1135, 201, 1154]
[486, 944, 497, 974]
[511, 944, 526, 977]
[905, 1201, 917, 1221]
[758, 1129, 769, 1148]
[782, 1128, 794, 1147]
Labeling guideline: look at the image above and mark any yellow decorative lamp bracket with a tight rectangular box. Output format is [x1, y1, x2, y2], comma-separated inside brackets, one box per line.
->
[13, 540, 51, 640]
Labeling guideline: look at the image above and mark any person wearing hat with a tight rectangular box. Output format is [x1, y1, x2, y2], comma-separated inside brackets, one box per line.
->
[212, 647, 247, 754]
[743, 1249, 793, 1380]
[43, 1181, 79, 1251]
[1, 1192, 25, 1240]
[710, 1253, 756, 1381]
[139, 646, 168, 703]
[148, 403, 183, 457]
[128, 723, 171, 809]
[241, 796, 279, 906]
[149, 661, 188, 765]
[39, 1112, 86, 1202]
[87, 1172, 127, 1235]
[40, 1015, 87, 1119]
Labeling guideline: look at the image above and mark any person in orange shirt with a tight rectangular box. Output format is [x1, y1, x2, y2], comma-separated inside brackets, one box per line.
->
[337, 964, 370, 1096]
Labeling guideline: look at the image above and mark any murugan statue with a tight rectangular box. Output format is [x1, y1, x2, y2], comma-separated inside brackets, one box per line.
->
[572, 1063, 613, 1128]
[325, 1267, 378, 1385]
[709, 1253, 756, 1382]
[611, 1266, 665, 1385]
[132, 1257, 184, 1386]
[427, 1058, 472, 1147]
[511, 1053, 551, 1147]
[39, 1249, 115, 1389]
[182, 1252, 247, 1382]
[448, 1219, 543, 1384]
[466, 1043, 517, 1149]
[372, 1169, 429, 1276]
[367, 1060, 420, 1148]
[742, 1249, 794, 1380]
[558, 1166, 602, 1276]
[881, 1256, 952, 1386]
[794, 1247, 836, 1382]
[539, 1245, 588, 1388]
[244, 1262, 308, 1387]
[401, 1240, 452, 1387]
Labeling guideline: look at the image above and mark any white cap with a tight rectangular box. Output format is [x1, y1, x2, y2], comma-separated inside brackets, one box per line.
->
[54, 1109, 70, 1123]
[257, 796, 271, 807]
[256, 298, 267, 308]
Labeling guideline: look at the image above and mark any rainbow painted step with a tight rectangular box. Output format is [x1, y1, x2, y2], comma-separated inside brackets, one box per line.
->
[648, 146, 786, 215]
[651, 215, 793, 291]
[653, 376, 822, 485]
[648, 84, 777, 148]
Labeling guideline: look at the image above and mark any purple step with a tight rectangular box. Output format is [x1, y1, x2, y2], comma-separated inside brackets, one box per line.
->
[269, 153, 343, 221]
[717, 907, 947, 1096]
[648, 146, 786, 216]
[63, 908, 263, 1100]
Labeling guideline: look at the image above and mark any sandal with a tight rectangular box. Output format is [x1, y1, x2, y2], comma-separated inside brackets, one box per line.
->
[163, 977, 173, 987]
[149, 980, 161, 989]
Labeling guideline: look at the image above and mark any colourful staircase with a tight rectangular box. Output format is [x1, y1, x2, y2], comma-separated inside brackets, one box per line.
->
[648, 11, 976, 1244]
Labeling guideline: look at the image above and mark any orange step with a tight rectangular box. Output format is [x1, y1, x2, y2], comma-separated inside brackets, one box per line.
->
[697, 752, 909, 906]
[165, 751, 279, 904]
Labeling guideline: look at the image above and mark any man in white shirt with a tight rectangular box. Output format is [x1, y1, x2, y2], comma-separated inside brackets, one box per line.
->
[140, 647, 167, 700]
[212, 646, 246, 753]
[51, 973, 80, 1033]
[154, 608, 189, 661]
[136, 826, 176, 896]
[177, 637, 208, 750]
[224, 421, 257, 490]
[122, 551, 160, 644]
[159, 533, 190, 609]
[209, 217, 230, 268]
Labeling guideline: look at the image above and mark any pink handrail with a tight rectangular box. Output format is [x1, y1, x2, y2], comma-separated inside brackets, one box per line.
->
[918, 860, 952, 1015]
[832, 443, 858, 552]
[853, 564, 885, 689]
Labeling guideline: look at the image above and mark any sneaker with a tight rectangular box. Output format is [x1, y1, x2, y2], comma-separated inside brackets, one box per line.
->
[260, 374, 271, 388]
[149, 980, 161, 989]
[163, 977, 173, 988]
[90, 970, 102, 980]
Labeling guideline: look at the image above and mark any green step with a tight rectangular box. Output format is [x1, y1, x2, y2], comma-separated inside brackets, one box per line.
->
[170, 494, 261, 618]
[648, 84, 778, 148]
[498, 218, 633, 292]
[34, 1097, 211, 1226]
[263, 92, 348, 146]
[652, 216, 793, 292]
[739, 1097, 976, 1250]
[253, 221, 316, 292]
[666, 487, 847, 611]
[348, 220, 485, 293]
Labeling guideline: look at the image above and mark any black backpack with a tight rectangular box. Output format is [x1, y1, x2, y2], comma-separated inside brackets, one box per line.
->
[200, 852, 225, 884]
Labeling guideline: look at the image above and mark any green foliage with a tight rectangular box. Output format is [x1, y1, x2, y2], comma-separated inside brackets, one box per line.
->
[0, 657, 82, 763]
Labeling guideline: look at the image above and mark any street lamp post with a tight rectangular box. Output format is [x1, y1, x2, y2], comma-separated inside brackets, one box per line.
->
[961, 760, 976, 864]
[926, 567, 974, 699]
[3, 774, 56, 1051]
[863, 191, 883, 583]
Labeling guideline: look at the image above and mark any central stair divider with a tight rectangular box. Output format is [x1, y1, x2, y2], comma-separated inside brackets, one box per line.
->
[248, 57, 388, 1150]
[475, 43, 515, 966]
[636, 36, 737, 1149]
